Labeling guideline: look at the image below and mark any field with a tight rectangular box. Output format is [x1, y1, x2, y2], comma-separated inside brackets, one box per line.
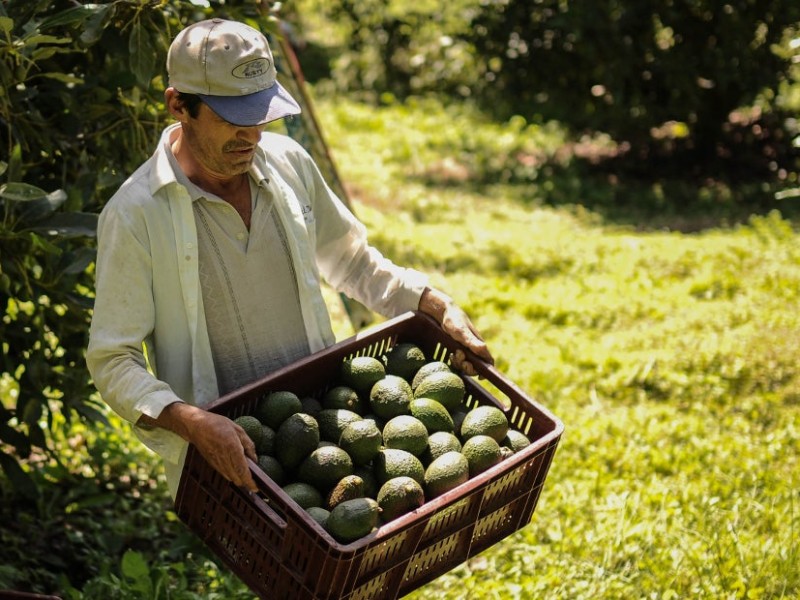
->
[2, 95, 798, 599]
[313, 97, 800, 599]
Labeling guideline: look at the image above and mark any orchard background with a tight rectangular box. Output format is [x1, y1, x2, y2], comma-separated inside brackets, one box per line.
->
[1, 1, 798, 598]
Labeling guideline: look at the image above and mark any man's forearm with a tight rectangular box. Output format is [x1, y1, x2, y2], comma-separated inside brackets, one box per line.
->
[138, 401, 197, 442]
[139, 401, 259, 492]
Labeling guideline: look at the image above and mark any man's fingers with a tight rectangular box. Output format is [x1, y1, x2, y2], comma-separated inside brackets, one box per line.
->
[195, 416, 259, 492]
[451, 349, 475, 376]
[238, 443, 259, 492]
[236, 461, 258, 493]
[239, 428, 258, 461]
[232, 428, 258, 491]
[222, 446, 258, 492]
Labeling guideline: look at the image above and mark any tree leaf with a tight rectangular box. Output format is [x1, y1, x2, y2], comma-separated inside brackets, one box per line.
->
[26, 211, 98, 238]
[39, 72, 84, 85]
[21, 396, 44, 428]
[1, 186, 67, 222]
[128, 20, 155, 89]
[7, 143, 22, 183]
[0, 450, 39, 500]
[38, 4, 109, 30]
[121, 549, 153, 595]
[23, 34, 71, 46]
[73, 402, 111, 426]
[80, 3, 114, 46]
[0, 182, 49, 202]
[60, 246, 97, 274]
[0, 421, 32, 457]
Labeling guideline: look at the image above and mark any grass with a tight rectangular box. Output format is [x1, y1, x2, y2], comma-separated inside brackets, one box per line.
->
[2, 94, 799, 598]
[311, 95, 800, 599]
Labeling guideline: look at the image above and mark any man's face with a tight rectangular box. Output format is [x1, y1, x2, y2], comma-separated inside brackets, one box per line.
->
[181, 102, 265, 178]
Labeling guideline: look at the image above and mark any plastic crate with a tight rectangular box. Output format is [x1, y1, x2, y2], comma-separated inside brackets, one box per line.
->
[175, 311, 563, 600]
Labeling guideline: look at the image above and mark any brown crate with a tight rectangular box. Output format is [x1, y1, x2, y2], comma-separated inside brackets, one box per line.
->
[175, 311, 563, 600]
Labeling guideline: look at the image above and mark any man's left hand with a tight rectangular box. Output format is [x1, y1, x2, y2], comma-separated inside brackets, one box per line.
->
[418, 287, 494, 376]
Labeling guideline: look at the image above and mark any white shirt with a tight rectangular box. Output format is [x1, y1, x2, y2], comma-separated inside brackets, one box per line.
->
[86, 123, 428, 497]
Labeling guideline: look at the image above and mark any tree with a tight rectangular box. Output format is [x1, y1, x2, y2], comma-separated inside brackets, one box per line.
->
[468, 0, 800, 176]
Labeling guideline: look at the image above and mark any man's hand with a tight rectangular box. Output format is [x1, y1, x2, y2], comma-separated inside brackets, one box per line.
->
[139, 402, 258, 492]
[418, 287, 494, 375]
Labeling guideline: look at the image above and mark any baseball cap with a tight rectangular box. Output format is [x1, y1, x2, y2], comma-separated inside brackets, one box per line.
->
[167, 18, 301, 127]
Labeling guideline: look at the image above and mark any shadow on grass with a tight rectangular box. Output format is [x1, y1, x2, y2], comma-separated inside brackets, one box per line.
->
[409, 115, 800, 233]
[539, 161, 800, 232]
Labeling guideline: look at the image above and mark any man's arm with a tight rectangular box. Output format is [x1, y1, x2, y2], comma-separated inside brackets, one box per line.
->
[418, 287, 494, 375]
[139, 402, 259, 492]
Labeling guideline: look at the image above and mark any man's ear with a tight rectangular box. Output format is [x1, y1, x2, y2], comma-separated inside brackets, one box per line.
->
[165, 88, 188, 122]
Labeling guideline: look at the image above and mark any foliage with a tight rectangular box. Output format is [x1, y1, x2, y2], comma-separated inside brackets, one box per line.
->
[0, 163, 98, 497]
[292, 0, 800, 187]
[0, 0, 168, 497]
[469, 1, 800, 152]
[0, 0, 282, 493]
[314, 94, 800, 226]
[288, 0, 480, 100]
[0, 410, 253, 597]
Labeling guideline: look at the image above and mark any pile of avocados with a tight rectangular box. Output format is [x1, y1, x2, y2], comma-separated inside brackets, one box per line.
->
[234, 342, 533, 544]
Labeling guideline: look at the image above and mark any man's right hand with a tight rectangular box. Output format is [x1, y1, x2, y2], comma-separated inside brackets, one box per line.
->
[139, 402, 258, 492]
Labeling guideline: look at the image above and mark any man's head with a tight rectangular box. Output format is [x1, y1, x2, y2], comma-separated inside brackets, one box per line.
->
[167, 19, 301, 127]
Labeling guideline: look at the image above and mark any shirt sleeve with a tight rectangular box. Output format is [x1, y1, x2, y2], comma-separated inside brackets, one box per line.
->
[289, 144, 429, 317]
[86, 192, 184, 432]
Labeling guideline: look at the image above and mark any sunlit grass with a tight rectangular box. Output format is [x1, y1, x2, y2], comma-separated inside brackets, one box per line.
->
[313, 95, 800, 599]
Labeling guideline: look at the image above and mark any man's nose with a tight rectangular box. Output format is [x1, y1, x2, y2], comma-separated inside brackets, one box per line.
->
[237, 125, 264, 143]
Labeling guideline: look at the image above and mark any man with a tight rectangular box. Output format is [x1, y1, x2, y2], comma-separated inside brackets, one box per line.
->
[86, 18, 492, 500]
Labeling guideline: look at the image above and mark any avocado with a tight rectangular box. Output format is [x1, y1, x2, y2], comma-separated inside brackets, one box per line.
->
[296, 445, 354, 492]
[377, 476, 425, 522]
[255, 390, 302, 429]
[326, 475, 366, 510]
[325, 497, 381, 543]
[317, 408, 363, 443]
[383, 343, 427, 382]
[424, 451, 469, 498]
[275, 412, 320, 470]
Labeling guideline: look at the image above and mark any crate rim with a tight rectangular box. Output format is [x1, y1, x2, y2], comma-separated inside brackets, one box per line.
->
[205, 311, 564, 430]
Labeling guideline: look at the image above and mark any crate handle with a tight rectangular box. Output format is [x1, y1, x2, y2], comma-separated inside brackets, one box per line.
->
[453, 342, 530, 403]
[250, 491, 288, 529]
[248, 460, 289, 530]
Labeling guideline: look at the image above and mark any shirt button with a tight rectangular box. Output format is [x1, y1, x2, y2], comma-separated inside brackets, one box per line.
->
[236, 232, 246, 240]
[186, 242, 194, 249]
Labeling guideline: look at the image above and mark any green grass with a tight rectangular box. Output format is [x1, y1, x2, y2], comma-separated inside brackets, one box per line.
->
[2, 95, 798, 598]
[313, 96, 800, 599]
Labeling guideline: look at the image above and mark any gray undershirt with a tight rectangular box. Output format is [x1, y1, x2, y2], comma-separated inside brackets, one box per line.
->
[169, 154, 310, 396]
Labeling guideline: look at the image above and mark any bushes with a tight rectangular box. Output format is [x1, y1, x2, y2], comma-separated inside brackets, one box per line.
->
[294, 0, 800, 183]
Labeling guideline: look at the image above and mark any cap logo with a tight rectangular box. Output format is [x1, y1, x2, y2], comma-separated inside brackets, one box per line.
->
[232, 58, 271, 80]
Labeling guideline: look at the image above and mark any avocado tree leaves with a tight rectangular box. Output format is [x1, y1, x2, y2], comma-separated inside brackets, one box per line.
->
[128, 19, 156, 89]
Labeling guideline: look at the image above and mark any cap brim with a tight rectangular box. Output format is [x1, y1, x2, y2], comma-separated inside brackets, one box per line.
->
[198, 82, 301, 127]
